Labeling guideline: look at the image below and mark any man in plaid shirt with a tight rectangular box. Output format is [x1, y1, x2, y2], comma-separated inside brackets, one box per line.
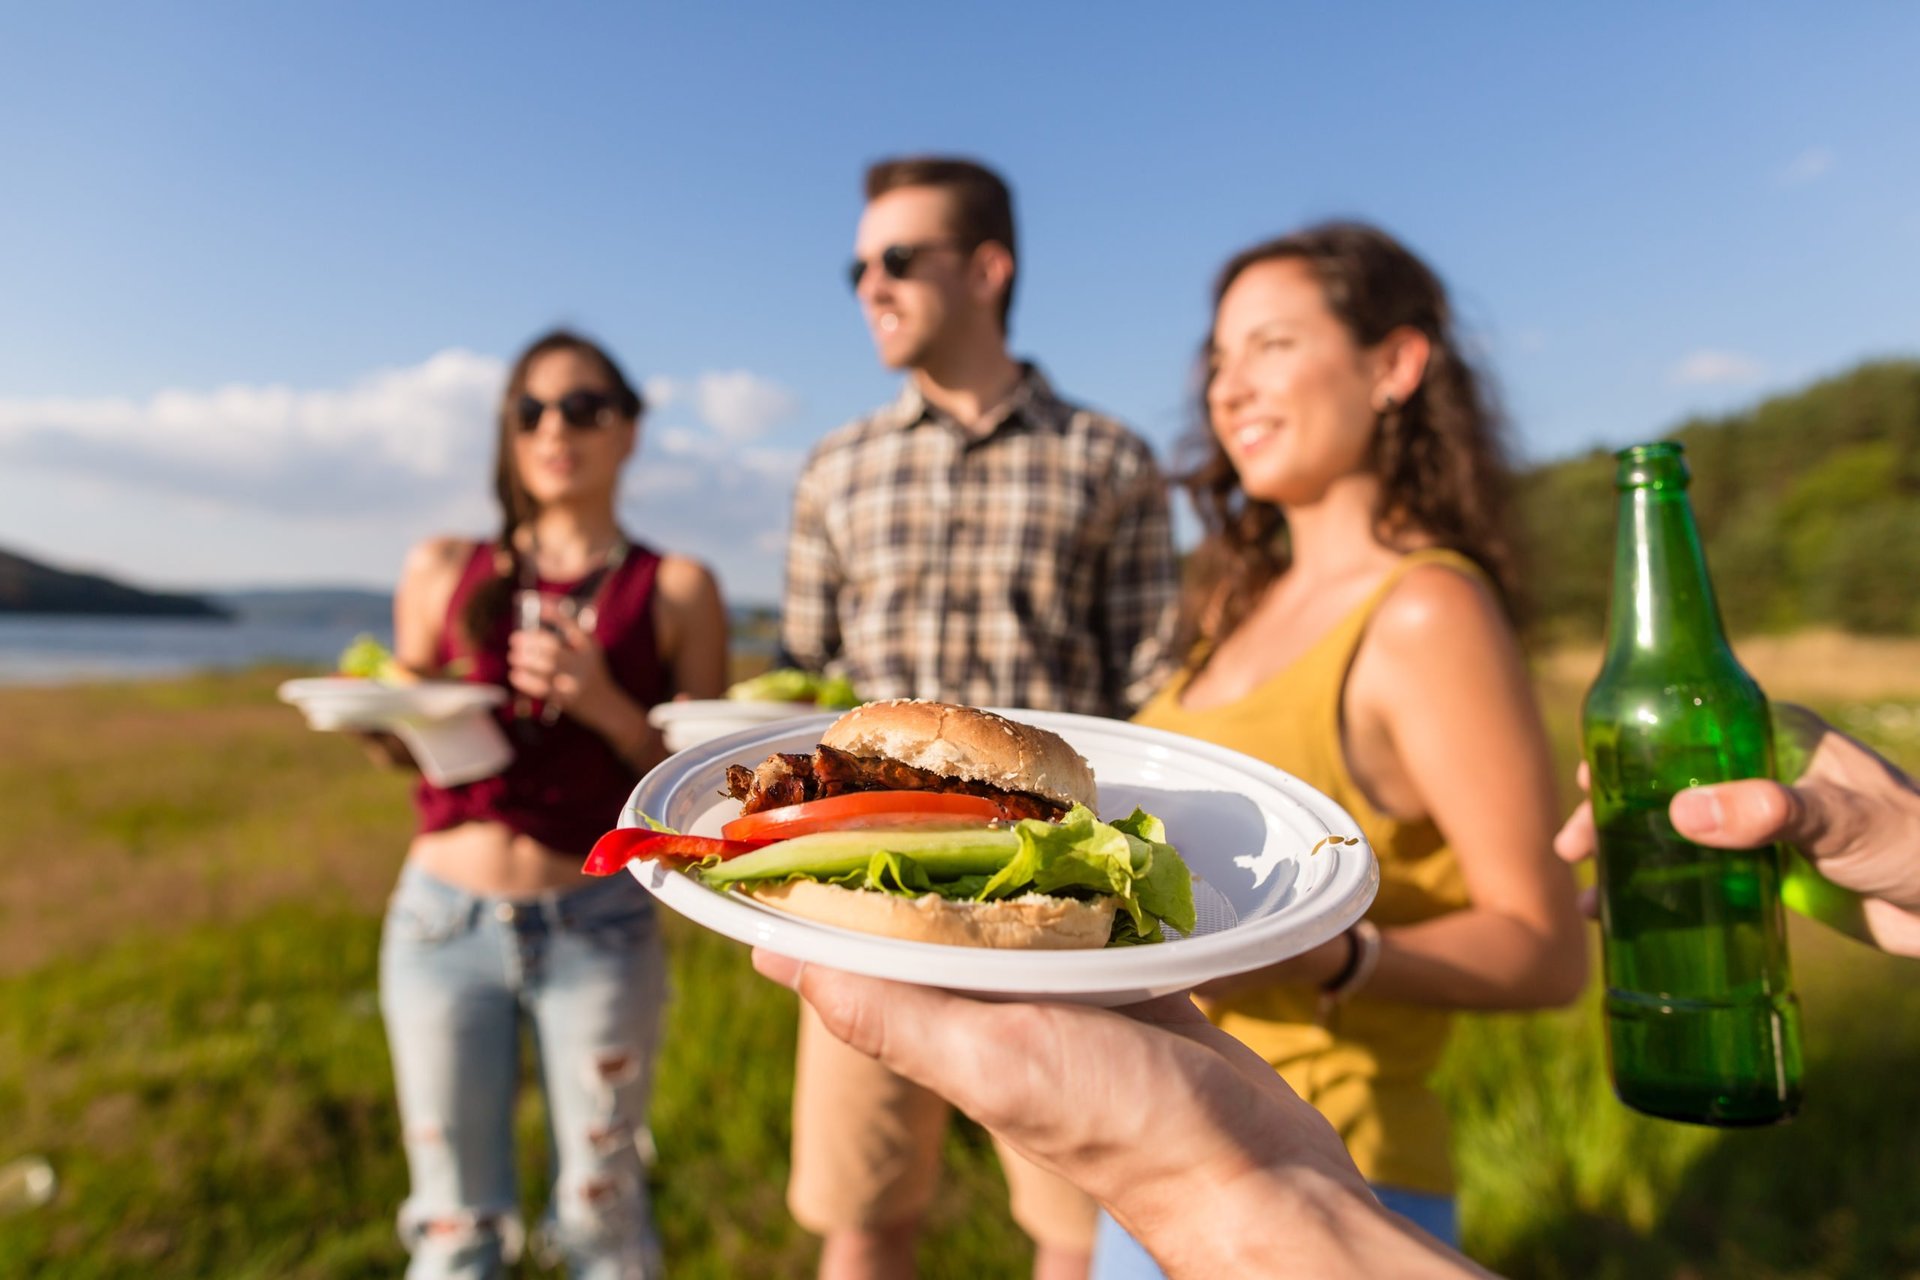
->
[778, 157, 1178, 1280]
[782, 157, 1177, 723]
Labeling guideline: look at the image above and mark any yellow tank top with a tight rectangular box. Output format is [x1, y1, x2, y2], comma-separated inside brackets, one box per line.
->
[1134, 548, 1482, 1195]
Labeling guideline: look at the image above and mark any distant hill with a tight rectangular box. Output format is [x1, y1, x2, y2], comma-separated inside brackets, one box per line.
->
[0, 547, 229, 618]
[1521, 358, 1920, 639]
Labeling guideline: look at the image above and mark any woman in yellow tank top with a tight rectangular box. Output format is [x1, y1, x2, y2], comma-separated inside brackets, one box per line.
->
[1093, 223, 1587, 1274]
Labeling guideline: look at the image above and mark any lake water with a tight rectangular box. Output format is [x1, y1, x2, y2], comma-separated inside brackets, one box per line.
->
[0, 612, 781, 686]
[0, 617, 393, 685]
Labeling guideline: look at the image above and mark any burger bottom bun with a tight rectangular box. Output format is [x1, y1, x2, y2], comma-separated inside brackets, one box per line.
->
[745, 880, 1118, 950]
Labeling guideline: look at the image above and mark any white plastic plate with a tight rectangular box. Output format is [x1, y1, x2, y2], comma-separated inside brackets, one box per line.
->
[621, 709, 1378, 1006]
[277, 677, 505, 729]
[278, 677, 511, 786]
[646, 698, 828, 753]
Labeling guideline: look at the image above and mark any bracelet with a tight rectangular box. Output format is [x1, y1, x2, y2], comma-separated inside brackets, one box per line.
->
[1316, 920, 1382, 1022]
[1322, 926, 1364, 992]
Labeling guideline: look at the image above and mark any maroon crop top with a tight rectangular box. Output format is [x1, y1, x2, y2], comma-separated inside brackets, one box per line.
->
[413, 539, 671, 856]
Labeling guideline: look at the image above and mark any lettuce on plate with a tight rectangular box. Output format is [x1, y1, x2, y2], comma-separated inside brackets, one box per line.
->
[725, 668, 862, 709]
[337, 633, 402, 681]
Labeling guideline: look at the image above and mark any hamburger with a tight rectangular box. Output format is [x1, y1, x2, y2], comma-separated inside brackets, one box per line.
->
[692, 699, 1195, 948]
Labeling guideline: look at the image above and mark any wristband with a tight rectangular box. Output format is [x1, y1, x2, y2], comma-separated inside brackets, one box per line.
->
[1321, 925, 1364, 992]
[1316, 919, 1382, 1023]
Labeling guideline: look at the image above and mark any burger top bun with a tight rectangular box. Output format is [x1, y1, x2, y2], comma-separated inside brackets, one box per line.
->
[747, 880, 1117, 949]
[820, 699, 1096, 810]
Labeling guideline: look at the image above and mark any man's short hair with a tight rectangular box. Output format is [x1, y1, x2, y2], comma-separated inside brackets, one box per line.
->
[864, 155, 1017, 333]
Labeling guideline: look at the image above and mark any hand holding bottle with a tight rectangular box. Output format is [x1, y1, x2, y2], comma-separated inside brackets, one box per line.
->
[1579, 441, 1802, 1126]
[1559, 704, 1920, 958]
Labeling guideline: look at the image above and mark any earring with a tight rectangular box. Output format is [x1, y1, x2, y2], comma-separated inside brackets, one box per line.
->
[1378, 394, 1398, 414]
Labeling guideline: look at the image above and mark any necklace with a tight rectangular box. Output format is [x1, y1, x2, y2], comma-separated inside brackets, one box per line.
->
[512, 530, 630, 730]
[516, 532, 629, 632]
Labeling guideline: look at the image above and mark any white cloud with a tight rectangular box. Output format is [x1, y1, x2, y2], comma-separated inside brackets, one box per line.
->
[642, 375, 683, 411]
[0, 353, 804, 604]
[626, 460, 709, 496]
[691, 370, 800, 441]
[618, 460, 795, 604]
[1669, 349, 1766, 387]
[654, 424, 728, 461]
[740, 447, 806, 481]
[643, 370, 801, 446]
[0, 349, 505, 516]
[1777, 147, 1835, 186]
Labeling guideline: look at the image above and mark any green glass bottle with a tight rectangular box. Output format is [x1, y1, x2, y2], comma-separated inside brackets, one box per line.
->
[1581, 441, 1803, 1126]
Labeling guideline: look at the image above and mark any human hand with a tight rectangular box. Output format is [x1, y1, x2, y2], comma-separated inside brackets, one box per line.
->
[754, 954, 1485, 1277]
[1553, 704, 1920, 953]
[754, 953, 1369, 1273]
[1549, 761, 1602, 920]
[506, 613, 624, 733]
[351, 730, 417, 772]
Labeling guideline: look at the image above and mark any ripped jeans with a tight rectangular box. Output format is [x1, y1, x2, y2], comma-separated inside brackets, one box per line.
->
[380, 862, 668, 1279]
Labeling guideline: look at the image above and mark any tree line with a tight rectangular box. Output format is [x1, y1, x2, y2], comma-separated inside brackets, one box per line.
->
[1517, 358, 1920, 642]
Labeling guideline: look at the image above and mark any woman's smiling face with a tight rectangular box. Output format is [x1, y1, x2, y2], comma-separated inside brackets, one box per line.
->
[1206, 257, 1384, 509]
[511, 347, 636, 509]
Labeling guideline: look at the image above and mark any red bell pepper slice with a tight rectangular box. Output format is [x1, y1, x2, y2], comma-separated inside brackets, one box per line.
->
[582, 827, 775, 876]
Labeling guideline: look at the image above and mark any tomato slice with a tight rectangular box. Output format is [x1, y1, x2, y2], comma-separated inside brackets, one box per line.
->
[721, 791, 1016, 842]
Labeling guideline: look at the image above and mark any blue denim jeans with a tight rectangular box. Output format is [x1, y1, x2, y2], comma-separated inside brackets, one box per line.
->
[1091, 1185, 1459, 1277]
[380, 862, 669, 1280]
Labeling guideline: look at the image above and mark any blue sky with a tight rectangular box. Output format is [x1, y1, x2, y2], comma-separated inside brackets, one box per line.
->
[1, 4, 1913, 604]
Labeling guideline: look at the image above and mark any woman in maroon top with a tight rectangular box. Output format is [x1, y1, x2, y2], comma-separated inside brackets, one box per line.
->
[377, 330, 727, 1279]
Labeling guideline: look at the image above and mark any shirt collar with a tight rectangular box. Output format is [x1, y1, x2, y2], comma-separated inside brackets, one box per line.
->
[878, 362, 1065, 441]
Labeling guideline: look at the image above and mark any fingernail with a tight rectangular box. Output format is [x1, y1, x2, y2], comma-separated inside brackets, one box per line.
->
[1672, 788, 1724, 833]
[751, 948, 804, 990]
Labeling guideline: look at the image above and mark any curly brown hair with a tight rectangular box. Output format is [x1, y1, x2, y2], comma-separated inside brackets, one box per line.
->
[459, 329, 645, 646]
[1177, 221, 1523, 657]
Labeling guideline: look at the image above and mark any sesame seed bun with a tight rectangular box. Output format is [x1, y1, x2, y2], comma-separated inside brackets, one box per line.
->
[819, 699, 1096, 810]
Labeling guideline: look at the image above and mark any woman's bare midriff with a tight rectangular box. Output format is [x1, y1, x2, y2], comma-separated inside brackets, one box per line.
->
[408, 822, 598, 899]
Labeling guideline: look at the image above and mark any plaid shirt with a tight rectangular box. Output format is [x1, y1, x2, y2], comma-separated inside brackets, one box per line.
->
[781, 364, 1177, 717]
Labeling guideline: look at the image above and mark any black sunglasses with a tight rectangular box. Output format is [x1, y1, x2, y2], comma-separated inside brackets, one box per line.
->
[515, 390, 617, 434]
[846, 240, 970, 292]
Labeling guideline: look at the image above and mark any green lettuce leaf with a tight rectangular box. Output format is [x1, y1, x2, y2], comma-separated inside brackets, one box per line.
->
[1111, 808, 1198, 937]
[337, 633, 398, 681]
[814, 673, 862, 710]
[724, 667, 865, 709]
[726, 668, 818, 702]
[822, 849, 994, 900]
[978, 805, 1196, 941]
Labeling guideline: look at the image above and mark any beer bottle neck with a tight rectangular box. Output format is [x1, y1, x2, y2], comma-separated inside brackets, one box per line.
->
[1604, 477, 1734, 669]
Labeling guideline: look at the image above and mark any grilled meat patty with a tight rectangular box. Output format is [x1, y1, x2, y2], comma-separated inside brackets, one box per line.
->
[723, 743, 1066, 822]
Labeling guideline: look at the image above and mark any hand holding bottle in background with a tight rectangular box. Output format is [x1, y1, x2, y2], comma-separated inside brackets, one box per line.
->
[1559, 703, 1920, 959]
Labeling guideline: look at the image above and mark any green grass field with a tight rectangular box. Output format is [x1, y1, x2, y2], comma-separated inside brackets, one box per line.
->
[0, 666, 1916, 1277]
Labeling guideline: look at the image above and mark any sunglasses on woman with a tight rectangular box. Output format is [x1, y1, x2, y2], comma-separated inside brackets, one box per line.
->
[846, 240, 970, 292]
[515, 390, 616, 433]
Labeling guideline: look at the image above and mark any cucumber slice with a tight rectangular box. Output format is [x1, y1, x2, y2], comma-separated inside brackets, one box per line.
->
[702, 828, 1021, 886]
